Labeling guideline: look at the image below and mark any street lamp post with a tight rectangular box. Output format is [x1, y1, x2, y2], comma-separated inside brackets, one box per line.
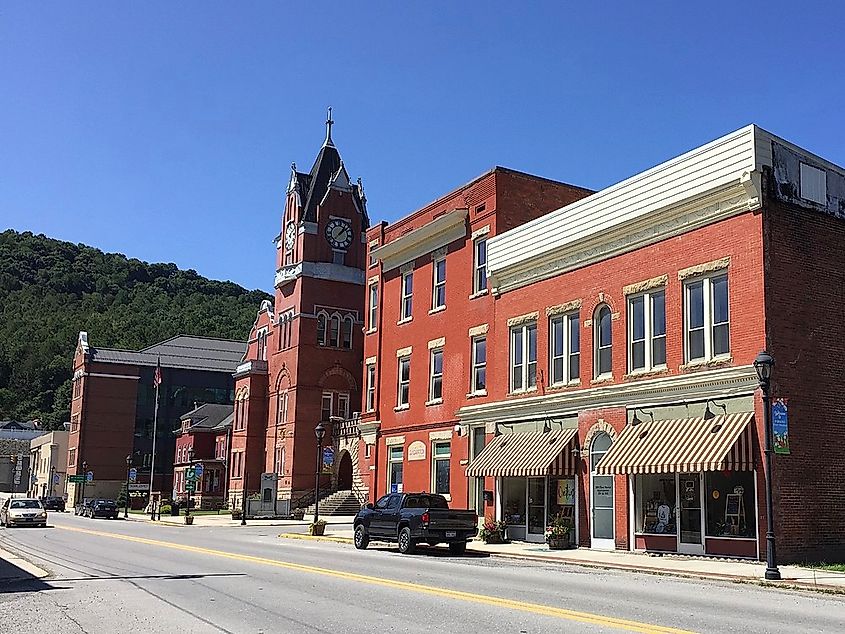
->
[187, 447, 194, 519]
[754, 350, 781, 581]
[124, 455, 132, 519]
[314, 423, 326, 524]
[80, 460, 88, 509]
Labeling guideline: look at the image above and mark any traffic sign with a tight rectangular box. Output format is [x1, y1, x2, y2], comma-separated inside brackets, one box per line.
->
[68, 475, 85, 483]
[86, 471, 94, 483]
[186, 468, 197, 481]
[185, 482, 196, 493]
[128, 468, 137, 482]
[193, 464, 204, 478]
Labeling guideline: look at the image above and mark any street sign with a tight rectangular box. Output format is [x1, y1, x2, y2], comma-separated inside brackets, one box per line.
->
[68, 475, 85, 483]
[186, 482, 196, 493]
[193, 464, 204, 478]
[128, 483, 148, 491]
[186, 468, 197, 481]
[86, 471, 94, 483]
[128, 468, 137, 482]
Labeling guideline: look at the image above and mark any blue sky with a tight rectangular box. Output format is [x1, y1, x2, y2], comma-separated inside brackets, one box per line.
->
[2, 2, 843, 292]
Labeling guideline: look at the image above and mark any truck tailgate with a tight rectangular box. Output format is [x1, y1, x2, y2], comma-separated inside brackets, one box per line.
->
[428, 510, 477, 530]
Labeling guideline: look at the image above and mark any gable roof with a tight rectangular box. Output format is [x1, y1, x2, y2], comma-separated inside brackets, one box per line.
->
[85, 333, 246, 373]
[179, 403, 234, 431]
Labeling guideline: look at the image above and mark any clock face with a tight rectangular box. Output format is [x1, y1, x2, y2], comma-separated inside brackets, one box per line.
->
[284, 223, 296, 251]
[325, 218, 353, 250]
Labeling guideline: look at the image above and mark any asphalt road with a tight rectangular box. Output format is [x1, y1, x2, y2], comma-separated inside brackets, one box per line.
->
[1, 512, 844, 633]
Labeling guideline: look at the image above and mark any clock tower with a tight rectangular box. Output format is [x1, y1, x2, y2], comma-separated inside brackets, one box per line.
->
[228, 110, 370, 510]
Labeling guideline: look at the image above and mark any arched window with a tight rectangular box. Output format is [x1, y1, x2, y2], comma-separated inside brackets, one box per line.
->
[330, 313, 341, 347]
[316, 311, 328, 346]
[590, 432, 612, 471]
[342, 316, 354, 349]
[594, 304, 612, 377]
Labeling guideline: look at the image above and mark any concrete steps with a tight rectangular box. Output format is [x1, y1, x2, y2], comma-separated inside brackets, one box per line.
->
[305, 489, 361, 516]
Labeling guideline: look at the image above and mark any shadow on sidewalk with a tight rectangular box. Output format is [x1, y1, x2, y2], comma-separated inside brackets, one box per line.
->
[0, 557, 53, 595]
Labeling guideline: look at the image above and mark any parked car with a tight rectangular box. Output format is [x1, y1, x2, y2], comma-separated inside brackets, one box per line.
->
[1, 497, 48, 528]
[40, 496, 66, 512]
[353, 493, 478, 555]
[85, 499, 119, 519]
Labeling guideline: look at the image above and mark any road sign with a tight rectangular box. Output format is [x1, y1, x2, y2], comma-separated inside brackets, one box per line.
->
[86, 471, 94, 483]
[128, 468, 137, 482]
[193, 464, 203, 478]
[186, 468, 197, 482]
[68, 475, 85, 483]
[128, 483, 148, 491]
[53, 474, 60, 485]
[186, 482, 196, 493]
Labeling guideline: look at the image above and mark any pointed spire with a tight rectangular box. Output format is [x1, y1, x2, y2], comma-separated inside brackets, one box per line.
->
[324, 106, 334, 147]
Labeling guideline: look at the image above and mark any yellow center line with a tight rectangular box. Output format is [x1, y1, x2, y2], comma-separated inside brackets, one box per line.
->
[56, 525, 695, 634]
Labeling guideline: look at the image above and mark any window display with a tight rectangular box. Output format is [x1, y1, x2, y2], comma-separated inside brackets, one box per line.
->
[635, 474, 677, 534]
[503, 477, 527, 526]
[705, 471, 756, 538]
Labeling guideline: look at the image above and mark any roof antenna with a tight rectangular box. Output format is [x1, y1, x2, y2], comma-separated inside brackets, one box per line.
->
[324, 106, 334, 147]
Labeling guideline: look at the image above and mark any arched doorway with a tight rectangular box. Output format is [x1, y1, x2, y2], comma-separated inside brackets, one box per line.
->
[337, 451, 353, 490]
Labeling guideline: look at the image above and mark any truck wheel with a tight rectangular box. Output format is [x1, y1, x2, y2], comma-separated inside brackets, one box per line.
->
[397, 527, 415, 554]
[354, 525, 369, 550]
[449, 542, 467, 556]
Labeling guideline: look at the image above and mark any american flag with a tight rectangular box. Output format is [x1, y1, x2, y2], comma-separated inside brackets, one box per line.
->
[153, 357, 162, 386]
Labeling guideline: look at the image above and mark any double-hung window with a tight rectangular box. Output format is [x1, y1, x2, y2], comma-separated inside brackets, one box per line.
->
[365, 364, 376, 412]
[397, 356, 411, 407]
[549, 312, 580, 385]
[510, 322, 537, 392]
[432, 441, 451, 495]
[321, 392, 333, 422]
[470, 336, 487, 393]
[400, 271, 413, 321]
[473, 239, 487, 294]
[685, 273, 729, 362]
[432, 257, 446, 310]
[368, 283, 378, 330]
[594, 305, 613, 378]
[429, 348, 443, 401]
[628, 290, 666, 372]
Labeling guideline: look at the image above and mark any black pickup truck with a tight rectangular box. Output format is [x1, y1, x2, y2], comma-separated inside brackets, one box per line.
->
[353, 492, 478, 555]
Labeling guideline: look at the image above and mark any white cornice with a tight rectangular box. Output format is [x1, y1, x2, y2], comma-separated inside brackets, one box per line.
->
[82, 372, 141, 381]
[456, 365, 758, 425]
[372, 208, 468, 272]
[275, 262, 365, 288]
[490, 180, 760, 294]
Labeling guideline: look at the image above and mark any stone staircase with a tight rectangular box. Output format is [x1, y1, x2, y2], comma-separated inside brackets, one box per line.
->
[305, 489, 362, 516]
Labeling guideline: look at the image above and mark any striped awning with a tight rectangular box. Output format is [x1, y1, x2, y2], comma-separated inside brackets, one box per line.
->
[595, 412, 755, 475]
[466, 428, 579, 478]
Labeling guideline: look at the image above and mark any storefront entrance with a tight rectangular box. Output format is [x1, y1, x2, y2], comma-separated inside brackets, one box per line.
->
[678, 473, 704, 555]
[501, 476, 576, 543]
[590, 432, 615, 550]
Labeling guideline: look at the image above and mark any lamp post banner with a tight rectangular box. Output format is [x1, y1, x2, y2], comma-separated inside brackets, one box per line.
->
[772, 399, 789, 455]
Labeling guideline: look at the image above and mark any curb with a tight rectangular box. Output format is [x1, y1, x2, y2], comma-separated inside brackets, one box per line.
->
[278, 532, 354, 544]
[0, 546, 50, 582]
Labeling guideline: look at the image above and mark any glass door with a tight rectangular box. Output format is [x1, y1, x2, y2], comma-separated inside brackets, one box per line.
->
[590, 433, 615, 549]
[527, 478, 546, 542]
[677, 473, 704, 554]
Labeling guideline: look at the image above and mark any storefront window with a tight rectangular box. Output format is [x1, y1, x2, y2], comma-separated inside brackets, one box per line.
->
[705, 471, 756, 538]
[388, 446, 403, 494]
[503, 477, 527, 526]
[548, 477, 576, 526]
[635, 474, 677, 534]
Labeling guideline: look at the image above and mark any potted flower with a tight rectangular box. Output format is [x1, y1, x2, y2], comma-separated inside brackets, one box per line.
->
[478, 519, 508, 544]
[184, 514, 194, 525]
[545, 512, 572, 550]
[309, 518, 327, 536]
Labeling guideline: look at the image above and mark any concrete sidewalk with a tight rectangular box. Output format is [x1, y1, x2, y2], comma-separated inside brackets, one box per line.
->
[278, 528, 845, 593]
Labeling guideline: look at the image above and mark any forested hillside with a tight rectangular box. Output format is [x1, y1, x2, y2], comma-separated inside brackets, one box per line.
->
[0, 230, 271, 429]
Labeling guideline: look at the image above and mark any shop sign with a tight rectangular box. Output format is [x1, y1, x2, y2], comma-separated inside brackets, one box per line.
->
[556, 479, 576, 505]
[771, 399, 789, 455]
[128, 483, 148, 491]
[407, 441, 426, 461]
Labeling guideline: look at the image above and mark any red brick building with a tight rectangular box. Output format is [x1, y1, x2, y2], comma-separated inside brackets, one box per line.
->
[360, 168, 592, 510]
[173, 403, 232, 509]
[67, 332, 244, 505]
[451, 125, 845, 562]
[227, 112, 368, 511]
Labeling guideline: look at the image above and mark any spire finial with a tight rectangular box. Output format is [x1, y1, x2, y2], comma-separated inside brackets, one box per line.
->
[324, 106, 334, 146]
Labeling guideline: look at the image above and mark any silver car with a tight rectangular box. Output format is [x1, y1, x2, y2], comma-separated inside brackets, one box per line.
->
[0, 498, 48, 528]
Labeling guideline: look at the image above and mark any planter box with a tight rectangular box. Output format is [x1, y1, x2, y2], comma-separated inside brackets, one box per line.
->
[484, 533, 505, 544]
[547, 535, 571, 550]
[184, 515, 194, 525]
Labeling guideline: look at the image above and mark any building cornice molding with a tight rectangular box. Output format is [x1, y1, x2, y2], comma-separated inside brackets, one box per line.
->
[372, 208, 468, 272]
[275, 261, 366, 288]
[490, 179, 761, 295]
[81, 372, 140, 381]
[233, 360, 268, 378]
[456, 365, 758, 425]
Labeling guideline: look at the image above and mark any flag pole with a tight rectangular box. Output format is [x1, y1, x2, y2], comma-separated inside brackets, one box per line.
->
[149, 358, 162, 520]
